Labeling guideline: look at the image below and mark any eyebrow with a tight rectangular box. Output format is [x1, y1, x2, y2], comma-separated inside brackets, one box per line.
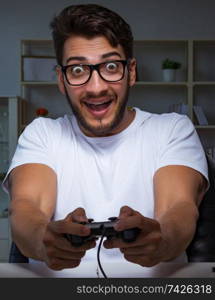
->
[65, 51, 122, 64]
[102, 51, 122, 59]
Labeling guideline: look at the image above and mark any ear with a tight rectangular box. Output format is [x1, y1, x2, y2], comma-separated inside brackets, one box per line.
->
[56, 66, 66, 95]
[128, 58, 136, 87]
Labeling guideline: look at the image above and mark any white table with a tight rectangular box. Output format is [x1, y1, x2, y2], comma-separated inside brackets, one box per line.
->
[0, 262, 215, 278]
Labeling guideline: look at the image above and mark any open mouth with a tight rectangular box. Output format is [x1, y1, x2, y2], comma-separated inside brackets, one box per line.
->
[84, 100, 113, 112]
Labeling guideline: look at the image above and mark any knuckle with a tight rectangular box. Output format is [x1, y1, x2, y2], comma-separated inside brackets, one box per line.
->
[152, 232, 162, 246]
[123, 253, 157, 268]
[72, 260, 81, 267]
[72, 207, 86, 216]
[46, 247, 56, 258]
[48, 259, 62, 270]
[120, 206, 133, 216]
[120, 248, 124, 254]
[74, 251, 85, 259]
[56, 221, 65, 232]
[85, 241, 96, 249]
[47, 258, 81, 270]
[139, 217, 145, 228]
[146, 245, 156, 253]
[50, 265, 63, 271]
[120, 205, 129, 212]
[43, 234, 53, 246]
[64, 213, 74, 223]
[79, 251, 86, 258]
[123, 253, 131, 260]
[120, 247, 126, 254]
[143, 258, 158, 267]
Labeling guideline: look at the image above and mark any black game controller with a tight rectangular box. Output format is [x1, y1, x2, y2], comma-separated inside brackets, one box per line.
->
[65, 217, 140, 246]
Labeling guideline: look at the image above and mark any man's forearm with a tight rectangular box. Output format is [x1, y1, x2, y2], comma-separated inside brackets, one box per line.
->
[9, 199, 50, 261]
[157, 201, 199, 261]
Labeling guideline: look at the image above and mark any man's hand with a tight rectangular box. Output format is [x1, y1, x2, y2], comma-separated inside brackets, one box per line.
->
[103, 206, 167, 267]
[42, 208, 96, 270]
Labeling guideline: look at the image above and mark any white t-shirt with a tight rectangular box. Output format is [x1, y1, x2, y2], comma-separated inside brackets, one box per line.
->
[2, 108, 208, 271]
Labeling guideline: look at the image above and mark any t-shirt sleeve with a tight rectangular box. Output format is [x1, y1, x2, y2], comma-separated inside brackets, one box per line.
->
[156, 113, 209, 185]
[2, 117, 57, 193]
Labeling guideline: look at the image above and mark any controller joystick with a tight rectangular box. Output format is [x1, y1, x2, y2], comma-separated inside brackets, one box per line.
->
[65, 217, 140, 246]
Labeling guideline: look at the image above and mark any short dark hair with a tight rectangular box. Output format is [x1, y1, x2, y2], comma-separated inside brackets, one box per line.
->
[50, 4, 133, 65]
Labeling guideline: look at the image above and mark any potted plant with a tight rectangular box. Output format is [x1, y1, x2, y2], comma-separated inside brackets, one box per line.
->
[162, 58, 181, 82]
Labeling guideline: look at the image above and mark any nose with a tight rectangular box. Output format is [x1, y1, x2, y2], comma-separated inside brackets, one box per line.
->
[85, 69, 109, 94]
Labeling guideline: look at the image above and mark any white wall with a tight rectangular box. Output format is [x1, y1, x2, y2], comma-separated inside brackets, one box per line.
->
[0, 0, 214, 96]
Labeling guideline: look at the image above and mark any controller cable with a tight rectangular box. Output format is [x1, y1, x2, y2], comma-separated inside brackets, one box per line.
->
[97, 227, 108, 278]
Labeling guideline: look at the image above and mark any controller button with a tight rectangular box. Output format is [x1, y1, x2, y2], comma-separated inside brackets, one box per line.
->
[108, 217, 118, 221]
[80, 221, 87, 225]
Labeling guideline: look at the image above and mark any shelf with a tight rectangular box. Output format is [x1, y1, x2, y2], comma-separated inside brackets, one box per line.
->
[22, 55, 56, 59]
[21, 39, 55, 57]
[21, 39, 53, 44]
[195, 126, 215, 129]
[134, 40, 187, 82]
[0, 97, 26, 173]
[194, 40, 215, 82]
[21, 81, 57, 85]
[134, 39, 188, 44]
[135, 81, 188, 86]
[193, 82, 215, 86]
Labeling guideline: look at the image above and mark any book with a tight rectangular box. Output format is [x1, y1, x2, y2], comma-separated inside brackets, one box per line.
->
[180, 103, 189, 115]
[193, 105, 208, 125]
[168, 102, 189, 115]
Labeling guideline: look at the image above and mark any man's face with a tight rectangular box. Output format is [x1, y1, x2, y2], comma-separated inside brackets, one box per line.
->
[57, 36, 136, 137]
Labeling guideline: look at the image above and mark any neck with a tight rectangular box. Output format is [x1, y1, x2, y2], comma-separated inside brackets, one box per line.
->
[106, 107, 136, 136]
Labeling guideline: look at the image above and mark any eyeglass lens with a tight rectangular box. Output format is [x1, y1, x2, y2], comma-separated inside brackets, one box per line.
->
[65, 61, 125, 85]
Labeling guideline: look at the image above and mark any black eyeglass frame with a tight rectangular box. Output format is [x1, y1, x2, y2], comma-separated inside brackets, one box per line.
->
[60, 59, 129, 86]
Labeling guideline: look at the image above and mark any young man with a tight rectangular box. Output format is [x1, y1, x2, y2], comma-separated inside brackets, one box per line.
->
[3, 4, 208, 272]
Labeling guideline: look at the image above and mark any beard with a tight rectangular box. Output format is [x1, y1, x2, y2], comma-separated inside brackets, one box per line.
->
[64, 84, 130, 137]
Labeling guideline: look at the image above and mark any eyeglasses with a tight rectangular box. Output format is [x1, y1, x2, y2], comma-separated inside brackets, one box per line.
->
[60, 60, 128, 86]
